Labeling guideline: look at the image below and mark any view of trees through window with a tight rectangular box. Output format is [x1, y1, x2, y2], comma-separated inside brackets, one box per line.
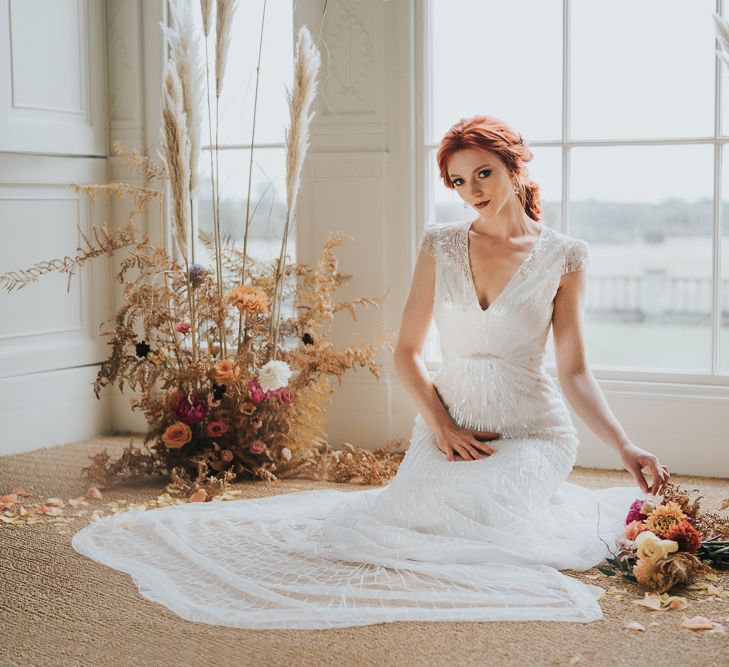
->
[425, 0, 729, 374]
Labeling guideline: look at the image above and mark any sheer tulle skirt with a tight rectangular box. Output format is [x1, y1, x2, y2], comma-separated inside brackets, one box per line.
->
[71, 414, 641, 630]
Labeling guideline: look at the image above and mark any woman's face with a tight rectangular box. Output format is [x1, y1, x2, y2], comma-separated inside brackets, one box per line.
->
[446, 148, 517, 217]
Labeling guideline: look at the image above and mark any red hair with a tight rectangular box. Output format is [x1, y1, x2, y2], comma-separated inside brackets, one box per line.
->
[436, 115, 543, 222]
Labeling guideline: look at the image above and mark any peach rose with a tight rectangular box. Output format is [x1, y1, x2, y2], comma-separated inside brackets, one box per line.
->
[211, 359, 237, 383]
[161, 421, 192, 448]
[625, 520, 652, 541]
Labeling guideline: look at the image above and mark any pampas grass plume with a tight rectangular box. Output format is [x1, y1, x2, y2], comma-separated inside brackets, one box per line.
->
[161, 67, 191, 260]
[285, 25, 321, 215]
[165, 0, 204, 194]
[200, 0, 214, 37]
[215, 0, 238, 97]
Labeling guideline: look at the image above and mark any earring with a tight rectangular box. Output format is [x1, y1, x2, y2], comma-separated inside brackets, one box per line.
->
[463, 201, 469, 208]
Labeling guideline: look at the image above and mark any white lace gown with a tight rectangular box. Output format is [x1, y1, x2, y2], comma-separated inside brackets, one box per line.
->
[71, 220, 643, 629]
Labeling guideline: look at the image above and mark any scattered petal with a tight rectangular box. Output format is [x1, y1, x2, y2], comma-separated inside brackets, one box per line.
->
[681, 616, 721, 631]
[624, 621, 646, 631]
[0, 494, 18, 504]
[45, 498, 65, 507]
[86, 486, 103, 500]
[633, 593, 663, 611]
[668, 597, 688, 611]
[12, 487, 32, 497]
[569, 656, 581, 664]
[189, 489, 207, 503]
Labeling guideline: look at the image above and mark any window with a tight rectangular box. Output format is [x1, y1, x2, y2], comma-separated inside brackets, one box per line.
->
[421, 0, 729, 378]
[194, 1, 294, 266]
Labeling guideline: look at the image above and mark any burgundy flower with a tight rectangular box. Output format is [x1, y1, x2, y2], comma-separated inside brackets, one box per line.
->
[175, 322, 191, 334]
[277, 387, 295, 405]
[176, 394, 209, 425]
[625, 498, 648, 525]
[248, 379, 269, 406]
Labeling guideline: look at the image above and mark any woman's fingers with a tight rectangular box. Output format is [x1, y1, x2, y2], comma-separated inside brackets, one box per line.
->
[453, 443, 481, 461]
[470, 436, 495, 455]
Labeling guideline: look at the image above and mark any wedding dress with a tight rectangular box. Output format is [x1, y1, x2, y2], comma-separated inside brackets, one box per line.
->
[71, 220, 643, 630]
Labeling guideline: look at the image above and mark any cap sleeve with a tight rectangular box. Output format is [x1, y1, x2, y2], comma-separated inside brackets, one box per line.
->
[418, 224, 439, 258]
[562, 238, 589, 275]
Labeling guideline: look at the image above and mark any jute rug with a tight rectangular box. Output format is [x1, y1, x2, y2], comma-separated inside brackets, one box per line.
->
[1, 435, 728, 667]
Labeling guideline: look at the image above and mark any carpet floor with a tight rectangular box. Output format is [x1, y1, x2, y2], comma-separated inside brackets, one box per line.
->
[1, 435, 728, 667]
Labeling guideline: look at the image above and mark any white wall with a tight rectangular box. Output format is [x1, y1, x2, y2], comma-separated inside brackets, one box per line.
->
[0, 0, 111, 455]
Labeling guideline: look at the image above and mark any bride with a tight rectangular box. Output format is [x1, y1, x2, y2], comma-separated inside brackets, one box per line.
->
[72, 115, 670, 630]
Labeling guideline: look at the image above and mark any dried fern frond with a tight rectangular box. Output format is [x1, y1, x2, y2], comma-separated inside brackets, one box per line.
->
[0, 223, 146, 293]
[73, 183, 160, 225]
[112, 140, 166, 180]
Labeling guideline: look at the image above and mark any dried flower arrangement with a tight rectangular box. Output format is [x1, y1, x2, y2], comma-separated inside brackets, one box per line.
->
[0, 1, 401, 497]
[599, 483, 729, 594]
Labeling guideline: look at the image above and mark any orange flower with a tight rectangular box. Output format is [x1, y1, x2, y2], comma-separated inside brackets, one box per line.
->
[665, 519, 702, 554]
[161, 421, 192, 448]
[211, 359, 237, 383]
[225, 285, 269, 314]
[643, 501, 686, 538]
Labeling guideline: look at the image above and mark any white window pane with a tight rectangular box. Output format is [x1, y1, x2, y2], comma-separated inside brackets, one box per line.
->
[196, 147, 292, 265]
[204, 0, 293, 146]
[571, 0, 714, 140]
[429, 0, 562, 144]
[571, 145, 713, 371]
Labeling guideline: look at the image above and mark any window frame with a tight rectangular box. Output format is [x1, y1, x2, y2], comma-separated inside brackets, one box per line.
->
[415, 0, 729, 386]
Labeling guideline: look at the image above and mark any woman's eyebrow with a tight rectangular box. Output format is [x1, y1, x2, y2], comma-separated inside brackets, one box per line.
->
[448, 163, 493, 179]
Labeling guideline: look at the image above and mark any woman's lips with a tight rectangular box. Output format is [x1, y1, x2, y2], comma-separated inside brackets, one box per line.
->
[475, 200, 490, 209]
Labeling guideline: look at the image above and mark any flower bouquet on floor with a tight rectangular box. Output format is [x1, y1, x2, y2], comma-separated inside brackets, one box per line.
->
[600, 483, 729, 593]
[0, 3, 401, 496]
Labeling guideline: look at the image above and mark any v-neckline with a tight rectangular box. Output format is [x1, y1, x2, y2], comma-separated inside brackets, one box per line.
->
[463, 220, 546, 312]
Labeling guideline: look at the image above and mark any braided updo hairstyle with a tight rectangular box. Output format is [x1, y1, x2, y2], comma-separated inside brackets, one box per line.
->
[436, 115, 543, 222]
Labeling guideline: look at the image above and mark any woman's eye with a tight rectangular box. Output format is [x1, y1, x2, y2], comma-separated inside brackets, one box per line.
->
[479, 169, 491, 178]
[452, 170, 490, 187]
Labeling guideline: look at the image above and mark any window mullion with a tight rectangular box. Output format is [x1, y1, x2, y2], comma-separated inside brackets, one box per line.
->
[562, 0, 570, 235]
[713, 0, 723, 374]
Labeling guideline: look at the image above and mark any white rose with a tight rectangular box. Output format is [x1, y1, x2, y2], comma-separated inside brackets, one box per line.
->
[257, 360, 292, 392]
[634, 530, 679, 565]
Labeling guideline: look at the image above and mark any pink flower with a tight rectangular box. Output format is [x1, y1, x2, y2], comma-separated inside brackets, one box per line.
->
[206, 421, 229, 437]
[249, 439, 266, 455]
[175, 321, 192, 334]
[280, 447, 292, 461]
[176, 394, 209, 425]
[248, 379, 270, 406]
[220, 449, 234, 463]
[277, 387, 296, 405]
[625, 498, 648, 525]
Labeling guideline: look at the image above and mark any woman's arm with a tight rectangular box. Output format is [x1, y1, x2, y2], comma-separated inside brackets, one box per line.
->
[394, 246, 498, 461]
[393, 250, 450, 431]
[552, 268, 670, 495]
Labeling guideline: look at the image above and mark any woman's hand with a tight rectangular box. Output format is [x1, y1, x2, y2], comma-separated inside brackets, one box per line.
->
[434, 422, 501, 461]
[618, 442, 670, 496]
